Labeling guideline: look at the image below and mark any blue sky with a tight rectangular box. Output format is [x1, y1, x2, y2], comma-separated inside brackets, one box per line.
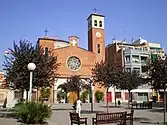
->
[0, 0, 167, 68]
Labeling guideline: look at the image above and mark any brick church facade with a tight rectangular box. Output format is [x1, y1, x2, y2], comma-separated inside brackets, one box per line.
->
[38, 12, 106, 103]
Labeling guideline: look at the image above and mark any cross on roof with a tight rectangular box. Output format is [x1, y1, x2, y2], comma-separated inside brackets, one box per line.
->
[44, 28, 49, 36]
[93, 8, 98, 13]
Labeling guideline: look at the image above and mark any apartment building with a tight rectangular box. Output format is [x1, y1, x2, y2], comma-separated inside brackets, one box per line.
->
[106, 37, 164, 103]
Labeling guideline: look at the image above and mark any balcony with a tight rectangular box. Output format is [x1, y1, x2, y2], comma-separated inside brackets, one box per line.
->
[150, 48, 164, 54]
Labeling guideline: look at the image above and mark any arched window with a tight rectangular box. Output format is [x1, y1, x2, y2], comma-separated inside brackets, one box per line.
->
[99, 21, 102, 27]
[94, 20, 97, 26]
[97, 44, 100, 54]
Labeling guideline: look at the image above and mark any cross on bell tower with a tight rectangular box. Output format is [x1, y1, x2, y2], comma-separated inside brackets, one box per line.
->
[44, 28, 49, 37]
[93, 8, 98, 13]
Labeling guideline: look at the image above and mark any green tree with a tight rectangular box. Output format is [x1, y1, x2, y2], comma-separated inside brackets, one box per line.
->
[58, 75, 89, 100]
[39, 87, 51, 101]
[80, 90, 90, 103]
[148, 57, 167, 94]
[3, 40, 60, 100]
[116, 70, 144, 107]
[91, 61, 120, 111]
[95, 90, 104, 103]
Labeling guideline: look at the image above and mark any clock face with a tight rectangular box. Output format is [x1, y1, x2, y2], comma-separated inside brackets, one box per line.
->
[67, 56, 81, 71]
[96, 32, 101, 38]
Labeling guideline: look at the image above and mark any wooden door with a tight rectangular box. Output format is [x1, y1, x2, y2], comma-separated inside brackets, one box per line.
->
[69, 91, 77, 104]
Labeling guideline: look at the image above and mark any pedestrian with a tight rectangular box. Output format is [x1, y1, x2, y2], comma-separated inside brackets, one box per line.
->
[76, 99, 82, 117]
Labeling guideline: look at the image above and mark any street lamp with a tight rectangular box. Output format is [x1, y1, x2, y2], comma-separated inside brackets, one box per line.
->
[27, 63, 36, 101]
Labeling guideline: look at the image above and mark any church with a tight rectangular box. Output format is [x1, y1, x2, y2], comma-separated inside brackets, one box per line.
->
[38, 12, 106, 103]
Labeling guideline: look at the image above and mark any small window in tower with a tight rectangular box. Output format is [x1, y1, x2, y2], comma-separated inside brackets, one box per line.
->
[97, 44, 100, 54]
[44, 47, 49, 55]
[99, 21, 102, 27]
[94, 20, 97, 26]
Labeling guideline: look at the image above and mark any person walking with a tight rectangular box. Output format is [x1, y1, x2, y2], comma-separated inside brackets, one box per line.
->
[76, 99, 82, 117]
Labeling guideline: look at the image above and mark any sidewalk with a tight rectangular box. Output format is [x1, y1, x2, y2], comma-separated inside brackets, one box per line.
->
[0, 103, 165, 125]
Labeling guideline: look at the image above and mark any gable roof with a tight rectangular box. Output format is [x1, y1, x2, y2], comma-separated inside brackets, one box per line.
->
[54, 45, 96, 55]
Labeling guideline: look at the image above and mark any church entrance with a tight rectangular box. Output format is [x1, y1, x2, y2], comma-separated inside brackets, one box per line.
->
[68, 91, 77, 104]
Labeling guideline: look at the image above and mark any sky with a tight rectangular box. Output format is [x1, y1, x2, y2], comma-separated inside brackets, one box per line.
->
[0, 0, 167, 69]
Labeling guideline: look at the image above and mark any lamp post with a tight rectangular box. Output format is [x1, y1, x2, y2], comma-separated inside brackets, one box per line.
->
[27, 63, 36, 101]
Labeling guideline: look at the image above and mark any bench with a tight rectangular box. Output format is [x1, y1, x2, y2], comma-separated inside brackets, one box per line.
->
[69, 112, 87, 125]
[92, 112, 127, 125]
[125, 110, 134, 125]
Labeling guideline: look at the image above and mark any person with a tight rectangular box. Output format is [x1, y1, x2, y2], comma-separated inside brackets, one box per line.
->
[76, 99, 82, 117]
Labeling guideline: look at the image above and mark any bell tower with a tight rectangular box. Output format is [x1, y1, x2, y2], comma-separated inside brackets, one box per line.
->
[87, 12, 105, 61]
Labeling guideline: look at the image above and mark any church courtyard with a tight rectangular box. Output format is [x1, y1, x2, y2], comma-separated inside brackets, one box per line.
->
[0, 103, 165, 125]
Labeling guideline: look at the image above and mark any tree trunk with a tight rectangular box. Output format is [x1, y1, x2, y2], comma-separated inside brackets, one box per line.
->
[106, 87, 109, 113]
[114, 87, 117, 107]
[65, 93, 68, 103]
[77, 89, 80, 100]
[21, 90, 24, 99]
[128, 90, 131, 108]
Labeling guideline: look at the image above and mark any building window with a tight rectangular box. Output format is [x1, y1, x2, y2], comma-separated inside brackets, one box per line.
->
[125, 55, 130, 62]
[94, 20, 97, 26]
[137, 93, 148, 101]
[44, 47, 48, 55]
[97, 44, 100, 54]
[99, 21, 102, 27]
[126, 68, 131, 72]
[116, 92, 121, 98]
[132, 55, 140, 62]
[133, 68, 140, 73]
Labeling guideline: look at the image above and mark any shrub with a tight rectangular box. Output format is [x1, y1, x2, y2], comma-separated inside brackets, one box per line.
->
[15, 101, 52, 124]
[80, 90, 89, 103]
[95, 90, 104, 103]
[14, 99, 25, 107]
[40, 87, 51, 99]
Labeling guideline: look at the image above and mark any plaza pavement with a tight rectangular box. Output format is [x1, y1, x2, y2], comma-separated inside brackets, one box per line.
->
[0, 103, 165, 125]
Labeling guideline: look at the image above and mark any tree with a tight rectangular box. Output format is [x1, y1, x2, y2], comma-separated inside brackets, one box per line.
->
[116, 70, 143, 107]
[92, 61, 119, 89]
[149, 57, 167, 91]
[95, 90, 104, 103]
[58, 75, 89, 101]
[91, 61, 120, 111]
[3, 40, 60, 100]
[148, 56, 167, 125]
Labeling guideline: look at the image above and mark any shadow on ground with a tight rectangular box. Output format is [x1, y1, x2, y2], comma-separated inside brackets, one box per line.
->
[0, 108, 17, 119]
[149, 108, 164, 113]
[0, 112, 17, 119]
[101, 106, 122, 108]
[81, 110, 104, 114]
[133, 117, 161, 124]
[133, 117, 150, 121]
[52, 108, 74, 111]
[124, 107, 151, 110]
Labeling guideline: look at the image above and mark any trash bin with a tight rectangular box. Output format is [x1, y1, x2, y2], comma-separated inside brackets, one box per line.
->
[118, 100, 121, 106]
[148, 101, 152, 109]
[152, 96, 157, 103]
